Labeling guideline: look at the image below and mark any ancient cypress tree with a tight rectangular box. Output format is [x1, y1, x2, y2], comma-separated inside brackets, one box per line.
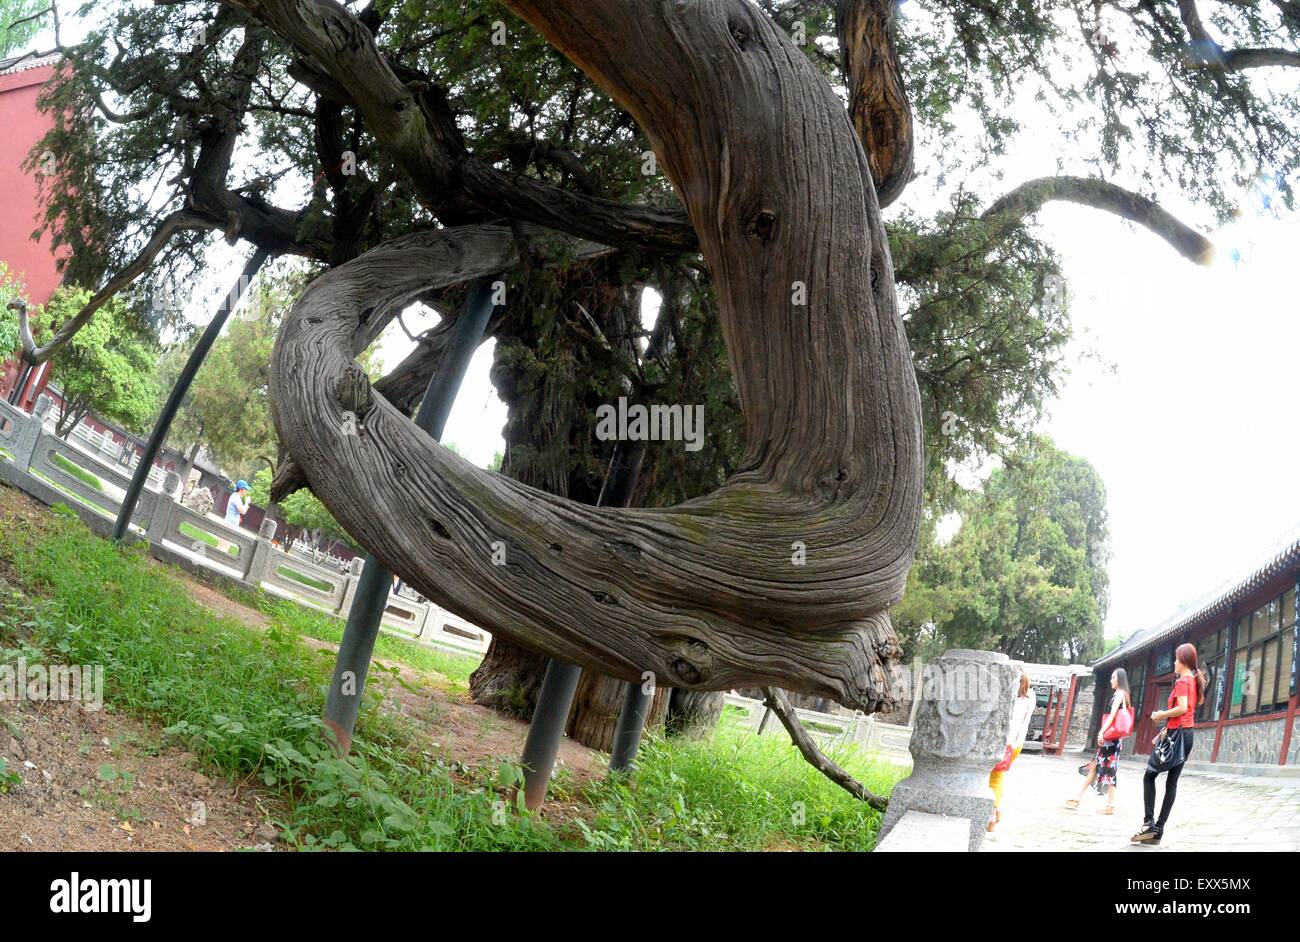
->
[16, 0, 1299, 721]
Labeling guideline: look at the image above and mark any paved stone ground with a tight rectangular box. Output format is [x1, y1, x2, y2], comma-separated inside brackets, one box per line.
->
[982, 753, 1300, 852]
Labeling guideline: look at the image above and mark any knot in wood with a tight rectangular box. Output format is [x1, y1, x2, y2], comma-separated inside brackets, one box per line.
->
[747, 210, 777, 244]
[335, 364, 374, 416]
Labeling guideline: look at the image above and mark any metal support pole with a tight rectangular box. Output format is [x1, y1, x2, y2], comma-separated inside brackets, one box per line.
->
[520, 438, 648, 803]
[6, 362, 32, 406]
[323, 278, 498, 754]
[519, 658, 584, 810]
[609, 678, 652, 773]
[112, 248, 270, 541]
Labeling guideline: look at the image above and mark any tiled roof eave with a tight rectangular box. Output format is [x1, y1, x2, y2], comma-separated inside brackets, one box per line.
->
[1092, 539, 1300, 670]
[0, 51, 60, 76]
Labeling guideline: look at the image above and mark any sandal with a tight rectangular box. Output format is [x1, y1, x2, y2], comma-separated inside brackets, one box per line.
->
[1130, 825, 1160, 844]
[1064, 799, 1079, 809]
[1098, 806, 1115, 815]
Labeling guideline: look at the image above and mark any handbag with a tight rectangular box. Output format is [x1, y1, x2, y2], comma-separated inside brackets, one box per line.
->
[1148, 726, 1190, 773]
[993, 744, 1014, 772]
[1102, 706, 1135, 741]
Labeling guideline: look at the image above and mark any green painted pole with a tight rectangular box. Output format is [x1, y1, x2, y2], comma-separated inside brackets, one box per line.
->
[112, 248, 270, 541]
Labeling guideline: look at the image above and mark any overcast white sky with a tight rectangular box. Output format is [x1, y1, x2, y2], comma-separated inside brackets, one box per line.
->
[28, 5, 1300, 645]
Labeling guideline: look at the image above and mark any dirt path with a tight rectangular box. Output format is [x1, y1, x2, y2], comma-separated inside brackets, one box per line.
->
[0, 698, 277, 851]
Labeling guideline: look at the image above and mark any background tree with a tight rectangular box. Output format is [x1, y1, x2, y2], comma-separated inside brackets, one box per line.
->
[0, 261, 28, 356]
[40, 287, 157, 438]
[894, 436, 1111, 665]
[155, 263, 328, 483]
[0, 0, 45, 57]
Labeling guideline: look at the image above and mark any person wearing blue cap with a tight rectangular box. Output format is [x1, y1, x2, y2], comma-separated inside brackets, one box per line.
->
[225, 479, 251, 527]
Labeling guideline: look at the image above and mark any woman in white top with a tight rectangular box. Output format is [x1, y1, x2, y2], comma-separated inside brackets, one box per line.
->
[988, 671, 1035, 833]
[1067, 668, 1132, 814]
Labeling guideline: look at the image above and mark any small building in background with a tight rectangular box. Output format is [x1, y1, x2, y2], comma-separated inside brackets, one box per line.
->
[1091, 530, 1300, 767]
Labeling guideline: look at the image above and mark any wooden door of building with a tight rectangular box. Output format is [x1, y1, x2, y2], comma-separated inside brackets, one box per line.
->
[1135, 679, 1172, 754]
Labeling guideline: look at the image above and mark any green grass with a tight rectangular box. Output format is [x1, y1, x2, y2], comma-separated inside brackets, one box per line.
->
[0, 503, 559, 851]
[0, 497, 908, 851]
[276, 564, 334, 594]
[577, 725, 903, 850]
[51, 451, 105, 492]
[178, 521, 239, 557]
[260, 596, 481, 694]
[29, 469, 119, 519]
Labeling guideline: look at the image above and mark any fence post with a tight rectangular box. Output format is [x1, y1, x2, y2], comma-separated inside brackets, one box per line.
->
[145, 476, 180, 544]
[10, 395, 50, 471]
[338, 556, 364, 615]
[245, 518, 279, 586]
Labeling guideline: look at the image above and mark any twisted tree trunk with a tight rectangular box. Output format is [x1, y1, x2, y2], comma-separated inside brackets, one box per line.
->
[666, 689, 726, 740]
[268, 0, 923, 712]
[567, 672, 672, 752]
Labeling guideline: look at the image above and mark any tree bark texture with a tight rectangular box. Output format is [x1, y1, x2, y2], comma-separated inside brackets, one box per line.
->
[565, 672, 671, 752]
[666, 689, 727, 740]
[268, 1, 924, 712]
[470, 256, 642, 718]
[838, 0, 914, 207]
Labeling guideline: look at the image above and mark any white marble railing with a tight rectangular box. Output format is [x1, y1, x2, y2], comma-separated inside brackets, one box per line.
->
[721, 691, 912, 757]
[0, 395, 491, 658]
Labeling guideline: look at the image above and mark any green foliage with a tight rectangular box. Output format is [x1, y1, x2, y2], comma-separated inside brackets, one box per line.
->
[0, 260, 27, 356]
[253, 595, 481, 693]
[0, 0, 45, 57]
[892, 193, 1076, 506]
[1, 511, 559, 851]
[578, 725, 905, 851]
[43, 287, 158, 438]
[894, 435, 1110, 664]
[0, 756, 21, 793]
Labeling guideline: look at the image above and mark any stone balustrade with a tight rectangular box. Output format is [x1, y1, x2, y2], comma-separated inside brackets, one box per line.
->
[0, 395, 491, 659]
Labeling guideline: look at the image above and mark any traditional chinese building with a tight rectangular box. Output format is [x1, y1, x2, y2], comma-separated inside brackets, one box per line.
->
[1091, 531, 1300, 766]
[0, 49, 62, 409]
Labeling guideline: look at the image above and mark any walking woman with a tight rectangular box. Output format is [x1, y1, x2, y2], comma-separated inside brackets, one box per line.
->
[1067, 668, 1133, 814]
[988, 671, 1035, 833]
[1132, 643, 1205, 845]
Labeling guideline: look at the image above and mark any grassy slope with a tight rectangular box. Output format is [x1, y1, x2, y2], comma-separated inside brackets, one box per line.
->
[0, 497, 906, 851]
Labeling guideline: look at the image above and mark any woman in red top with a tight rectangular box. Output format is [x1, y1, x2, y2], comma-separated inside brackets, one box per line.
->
[1132, 643, 1205, 845]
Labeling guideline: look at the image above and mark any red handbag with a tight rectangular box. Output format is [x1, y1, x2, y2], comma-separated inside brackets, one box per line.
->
[1102, 706, 1134, 741]
[993, 744, 1014, 772]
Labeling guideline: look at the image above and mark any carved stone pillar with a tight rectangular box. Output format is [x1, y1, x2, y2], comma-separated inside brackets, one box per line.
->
[877, 649, 1018, 852]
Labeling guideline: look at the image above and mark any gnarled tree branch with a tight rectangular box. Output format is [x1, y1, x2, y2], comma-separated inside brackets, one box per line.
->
[222, 0, 699, 253]
[981, 175, 1215, 264]
[838, 0, 914, 207]
[19, 208, 215, 365]
[270, 0, 923, 711]
[1178, 0, 1300, 71]
[762, 686, 888, 810]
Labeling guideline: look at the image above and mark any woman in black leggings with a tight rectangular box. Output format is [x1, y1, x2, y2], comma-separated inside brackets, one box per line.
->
[1132, 642, 1205, 845]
